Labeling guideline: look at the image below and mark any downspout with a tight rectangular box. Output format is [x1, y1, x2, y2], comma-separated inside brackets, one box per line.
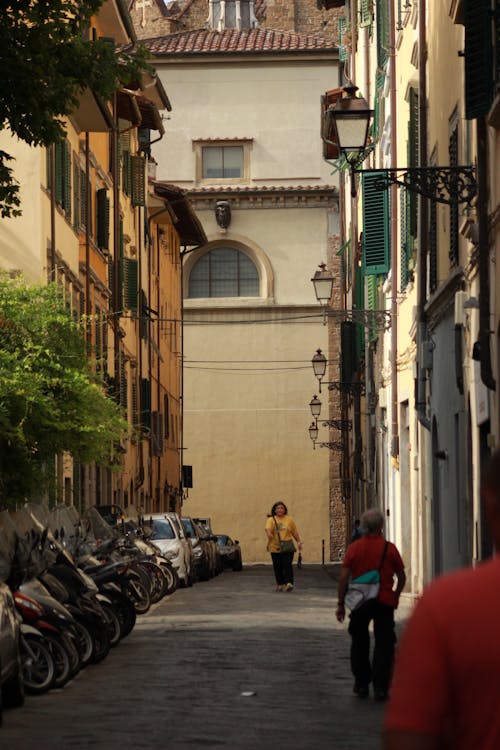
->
[49, 145, 56, 278]
[85, 133, 91, 346]
[389, 0, 399, 458]
[417, 0, 431, 430]
[477, 115, 495, 391]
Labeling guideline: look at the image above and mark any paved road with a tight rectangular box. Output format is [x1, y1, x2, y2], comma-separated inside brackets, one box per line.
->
[1, 565, 410, 749]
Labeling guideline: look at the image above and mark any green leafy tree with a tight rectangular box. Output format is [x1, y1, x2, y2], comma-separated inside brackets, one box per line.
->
[0, 0, 149, 217]
[0, 274, 128, 507]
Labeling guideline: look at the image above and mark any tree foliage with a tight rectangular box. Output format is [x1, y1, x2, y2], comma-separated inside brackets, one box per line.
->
[0, 274, 128, 507]
[0, 0, 150, 216]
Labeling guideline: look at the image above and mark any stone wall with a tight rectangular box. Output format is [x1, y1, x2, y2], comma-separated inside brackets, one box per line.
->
[129, 0, 344, 39]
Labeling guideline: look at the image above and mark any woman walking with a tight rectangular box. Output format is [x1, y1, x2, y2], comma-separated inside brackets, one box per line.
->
[265, 502, 303, 591]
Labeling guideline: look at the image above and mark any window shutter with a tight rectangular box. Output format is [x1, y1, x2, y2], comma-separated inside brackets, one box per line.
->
[73, 161, 80, 230]
[408, 88, 419, 238]
[55, 141, 64, 206]
[151, 412, 163, 456]
[79, 167, 87, 230]
[95, 307, 102, 369]
[400, 188, 411, 291]
[122, 151, 132, 196]
[321, 88, 343, 160]
[140, 289, 148, 340]
[341, 321, 357, 384]
[96, 188, 110, 250]
[366, 274, 378, 343]
[362, 171, 390, 275]
[360, 0, 373, 28]
[62, 141, 71, 217]
[429, 200, 438, 292]
[131, 377, 138, 432]
[131, 156, 146, 207]
[376, 0, 390, 69]
[120, 354, 128, 416]
[123, 257, 138, 311]
[164, 394, 170, 439]
[464, 0, 494, 119]
[140, 377, 151, 431]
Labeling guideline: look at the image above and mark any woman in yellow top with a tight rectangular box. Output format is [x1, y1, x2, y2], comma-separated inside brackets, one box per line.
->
[265, 501, 303, 591]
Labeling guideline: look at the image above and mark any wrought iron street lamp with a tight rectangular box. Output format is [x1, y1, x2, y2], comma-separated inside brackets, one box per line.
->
[309, 395, 322, 419]
[311, 263, 334, 323]
[324, 84, 373, 197]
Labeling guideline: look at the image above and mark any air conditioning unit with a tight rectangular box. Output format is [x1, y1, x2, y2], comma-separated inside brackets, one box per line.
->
[454, 290, 467, 327]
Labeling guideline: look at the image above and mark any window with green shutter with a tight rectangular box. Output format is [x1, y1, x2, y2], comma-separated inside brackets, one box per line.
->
[131, 156, 146, 207]
[376, 0, 390, 70]
[96, 188, 110, 251]
[400, 188, 412, 291]
[360, 0, 373, 29]
[366, 274, 379, 342]
[407, 88, 419, 238]
[53, 140, 71, 218]
[362, 171, 390, 275]
[123, 257, 138, 311]
[464, 0, 494, 119]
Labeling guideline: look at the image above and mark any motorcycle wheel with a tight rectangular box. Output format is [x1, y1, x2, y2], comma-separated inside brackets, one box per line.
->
[126, 574, 151, 615]
[20, 633, 56, 694]
[88, 622, 110, 664]
[112, 594, 136, 638]
[160, 563, 179, 595]
[44, 633, 71, 690]
[73, 619, 94, 667]
[100, 602, 121, 647]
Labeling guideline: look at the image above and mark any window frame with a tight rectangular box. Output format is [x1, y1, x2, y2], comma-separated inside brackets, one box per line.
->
[188, 246, 260, 300]
[193, 139, 252, 185]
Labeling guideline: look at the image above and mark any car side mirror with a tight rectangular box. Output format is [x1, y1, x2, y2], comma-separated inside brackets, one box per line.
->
[234, 540, 239, 545]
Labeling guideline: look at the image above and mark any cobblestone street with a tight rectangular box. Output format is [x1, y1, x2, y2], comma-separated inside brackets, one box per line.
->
[1, 565, 410, 749]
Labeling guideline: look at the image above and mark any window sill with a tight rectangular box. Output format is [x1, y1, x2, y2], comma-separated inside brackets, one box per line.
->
[184, 297, 273, 309]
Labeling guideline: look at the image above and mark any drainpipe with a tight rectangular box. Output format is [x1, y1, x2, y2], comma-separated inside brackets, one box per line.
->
[417, 0, 431, 430]
[85, 133, 91, 346]
[49, 145, 56, 278]
[477, 116, 495, 391]
[389, 0, 399, 459]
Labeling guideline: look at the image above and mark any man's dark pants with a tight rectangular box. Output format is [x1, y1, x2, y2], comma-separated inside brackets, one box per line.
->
[348, 600, 396, 693]
[270, 551, 294, 585]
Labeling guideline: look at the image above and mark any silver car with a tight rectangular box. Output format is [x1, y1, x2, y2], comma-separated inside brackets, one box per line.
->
[146, 513, 193, 587]
[0, 581, 24, 720]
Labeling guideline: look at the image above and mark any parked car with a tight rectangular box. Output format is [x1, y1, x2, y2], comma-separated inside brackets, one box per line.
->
[181, 517, 211, 582]
[0, 581, 24, 722]
[215, 535, 243, 571]
[193, 519, 222, 576]
[144, 513, 193, 587]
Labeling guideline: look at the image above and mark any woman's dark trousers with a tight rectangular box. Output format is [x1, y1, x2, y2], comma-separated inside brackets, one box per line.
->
[347, 600, 396, 694]
[271, 551, 294, 585]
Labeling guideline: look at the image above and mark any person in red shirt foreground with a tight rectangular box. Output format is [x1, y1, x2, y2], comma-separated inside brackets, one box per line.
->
[383, 448, 500, 749]
[336, 508, 406, 701]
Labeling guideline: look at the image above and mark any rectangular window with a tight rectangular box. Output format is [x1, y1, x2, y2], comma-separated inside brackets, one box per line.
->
[202, 146, 243, 179]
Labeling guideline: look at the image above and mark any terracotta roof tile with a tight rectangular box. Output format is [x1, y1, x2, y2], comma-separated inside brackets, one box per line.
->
[143, 28, 337, 56]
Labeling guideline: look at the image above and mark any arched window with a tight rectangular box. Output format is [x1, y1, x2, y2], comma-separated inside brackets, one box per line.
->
[188, 247, 259, 298]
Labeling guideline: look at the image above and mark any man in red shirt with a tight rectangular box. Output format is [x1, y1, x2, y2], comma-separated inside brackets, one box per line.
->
[383, 449, 500, 749]
[336, 508, 406, 701]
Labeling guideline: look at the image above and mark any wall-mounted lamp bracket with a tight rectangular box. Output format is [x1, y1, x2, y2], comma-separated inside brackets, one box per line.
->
[363, 166, 477, 206]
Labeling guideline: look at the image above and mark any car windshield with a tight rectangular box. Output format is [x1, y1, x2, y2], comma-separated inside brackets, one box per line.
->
[182, 518, 195, 538]
[150, 519, 175, 540]
[216, 535, 229, 546]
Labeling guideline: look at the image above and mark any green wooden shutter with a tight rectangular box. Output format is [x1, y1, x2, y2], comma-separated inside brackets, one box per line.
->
[123, 257, 138, 311]
[376, 0, 390, 69]
[362, 171, 390, 275]
[400, 188, 411, 291]
[360, 0, 373, 28]
[96, 188, 110, 250]
[464, 0, 494, 119]
[131, 156, 146, 207]
[408, 88, 419, 238]
[62, 141, 71, 217]
[79, 167, 87, 230]
[73, 161, 80, 230]
[366, 274, 378, 343]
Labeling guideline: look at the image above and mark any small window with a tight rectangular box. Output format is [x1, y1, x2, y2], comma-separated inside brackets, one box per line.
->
[202, 146, 243, 179]
[189, 247, 259, 298]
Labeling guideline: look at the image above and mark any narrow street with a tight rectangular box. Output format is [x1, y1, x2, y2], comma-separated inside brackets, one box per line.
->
[1, 565, 410, 750]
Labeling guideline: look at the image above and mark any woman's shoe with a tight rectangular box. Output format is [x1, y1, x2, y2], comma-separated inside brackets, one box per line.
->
[284, 583, 294, 591]
[275, 585, 283, 591]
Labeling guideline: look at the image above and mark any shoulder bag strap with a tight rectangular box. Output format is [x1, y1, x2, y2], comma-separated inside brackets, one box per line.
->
[272, 516, 282, 541]
[378, 541, 389, 571]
